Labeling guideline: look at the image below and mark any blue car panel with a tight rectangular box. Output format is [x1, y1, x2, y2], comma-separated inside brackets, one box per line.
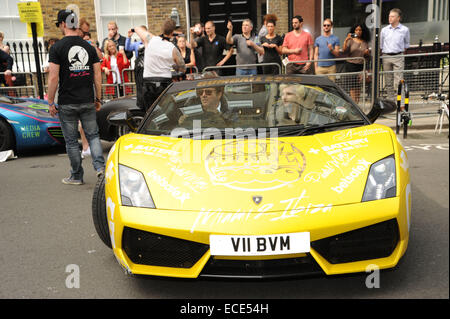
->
[0, 96, 64, 152]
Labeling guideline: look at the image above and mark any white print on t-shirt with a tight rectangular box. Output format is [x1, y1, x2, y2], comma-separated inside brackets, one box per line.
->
[68, 46, 90, 72]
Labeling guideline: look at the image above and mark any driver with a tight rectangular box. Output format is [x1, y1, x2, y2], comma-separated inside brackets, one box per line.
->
[178, 86, 233, 128]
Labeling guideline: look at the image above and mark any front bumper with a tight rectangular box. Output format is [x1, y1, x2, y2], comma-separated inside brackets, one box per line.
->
[105, 191, 410, 278]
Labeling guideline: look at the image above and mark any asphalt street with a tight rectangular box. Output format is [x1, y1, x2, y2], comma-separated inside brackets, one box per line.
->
[0, 131, 448, 300]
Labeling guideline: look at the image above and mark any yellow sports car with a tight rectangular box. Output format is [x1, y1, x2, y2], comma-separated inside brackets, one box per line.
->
[92, 75, 411, 278]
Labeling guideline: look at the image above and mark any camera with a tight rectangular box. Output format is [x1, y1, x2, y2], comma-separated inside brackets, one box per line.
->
[351, 33, 358, 38]
[131, 28, 135, 33]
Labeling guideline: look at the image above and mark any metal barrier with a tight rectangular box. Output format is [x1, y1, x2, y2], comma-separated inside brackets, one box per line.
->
[122, 68, 136, 97]
[203, 62, 282, 75]
[379, 51, 449, 97]
[0, 71, 37, 97]
[4, 51, 447, 123]
[379, 66, 449, 101]
[101, 83, 121, 101]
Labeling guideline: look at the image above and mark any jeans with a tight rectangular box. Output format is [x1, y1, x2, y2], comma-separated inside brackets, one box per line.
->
[58, 103, 105, 181]
[236, 68, 258, 76]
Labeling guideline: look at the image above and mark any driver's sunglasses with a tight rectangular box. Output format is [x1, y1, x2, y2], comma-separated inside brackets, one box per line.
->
[197, 89, 215, 96]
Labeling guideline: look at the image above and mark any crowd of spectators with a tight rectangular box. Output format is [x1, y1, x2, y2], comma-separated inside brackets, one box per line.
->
[1, 8, 410, 98]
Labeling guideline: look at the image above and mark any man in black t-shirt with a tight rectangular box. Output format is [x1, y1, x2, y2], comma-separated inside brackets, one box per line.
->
[190, 21, 233, 75]
[47, 9, 105, 185]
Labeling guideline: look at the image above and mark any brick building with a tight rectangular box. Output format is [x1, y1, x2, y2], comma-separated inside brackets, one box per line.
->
[1, 0, 448, 69]
[1, 0, 322, 47]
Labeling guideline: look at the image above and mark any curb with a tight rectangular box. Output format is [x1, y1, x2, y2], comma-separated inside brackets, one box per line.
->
[376, 115, 449, 132]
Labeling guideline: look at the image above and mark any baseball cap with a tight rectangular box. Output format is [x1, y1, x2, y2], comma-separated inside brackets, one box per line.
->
[55, 9, 77, 28]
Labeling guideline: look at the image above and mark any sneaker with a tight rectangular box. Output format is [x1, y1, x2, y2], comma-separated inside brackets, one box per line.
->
[81, 147, 91, 159]
[96, 169, 104, 178]
[62, 177, 84, 185]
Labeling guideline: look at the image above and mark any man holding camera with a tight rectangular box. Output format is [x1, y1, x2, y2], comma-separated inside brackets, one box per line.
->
[133, 19, 186, 111]
[314, 18, 340, 81]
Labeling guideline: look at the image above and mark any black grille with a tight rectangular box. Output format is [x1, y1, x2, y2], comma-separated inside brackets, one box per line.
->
[311, 219, 399, 264]
[200, 255, 324, 279]
[122, 227, 209, 268]
[47, 127, 65, 144]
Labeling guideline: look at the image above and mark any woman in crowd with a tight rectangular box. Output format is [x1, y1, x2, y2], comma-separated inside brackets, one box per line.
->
[342, 23, 371, 102]
[177, 35, 196, 74]
[260, 19, 283, 75]
[101, 39, 130, 97]
[0, 31, 10, 54]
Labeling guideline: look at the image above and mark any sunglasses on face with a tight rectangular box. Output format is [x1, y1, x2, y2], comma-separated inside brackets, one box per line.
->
[323, 24, 331, 27]
[197, 89, 215, 96]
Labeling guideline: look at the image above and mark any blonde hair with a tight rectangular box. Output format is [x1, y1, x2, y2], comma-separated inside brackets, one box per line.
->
[0, 31, 4, 39]
[107, 21, 118, 29]
[103, 39, 117, 59]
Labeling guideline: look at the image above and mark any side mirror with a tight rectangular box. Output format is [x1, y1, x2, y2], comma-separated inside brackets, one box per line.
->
[107, 111, 129, 126]
[107, 110, 145, 133]
[366, 99, 397, 122]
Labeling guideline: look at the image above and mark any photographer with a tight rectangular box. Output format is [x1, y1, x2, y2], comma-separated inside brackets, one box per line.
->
[133, 19, 186, 112]
[343, 23, 371, 102]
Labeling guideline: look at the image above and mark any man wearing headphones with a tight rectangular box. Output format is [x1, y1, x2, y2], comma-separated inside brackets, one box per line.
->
[134, 19, 186, 112]
[47, 9, 105, 185]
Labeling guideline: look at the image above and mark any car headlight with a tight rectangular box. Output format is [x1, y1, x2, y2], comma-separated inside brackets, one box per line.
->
[119, 164, 155, 208]
[362, 156, 396, 202]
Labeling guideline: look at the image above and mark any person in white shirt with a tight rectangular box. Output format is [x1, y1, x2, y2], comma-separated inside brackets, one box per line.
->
[134, 19, 186, 111]
[380, 8, 410, 98]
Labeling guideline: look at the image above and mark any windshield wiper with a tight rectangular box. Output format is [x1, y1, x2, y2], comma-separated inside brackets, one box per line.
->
[276, 120, 366, 137]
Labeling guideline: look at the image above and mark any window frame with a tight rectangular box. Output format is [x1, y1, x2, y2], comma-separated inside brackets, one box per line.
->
[94, 0, 148, 45]
[0, 0, 31, 42]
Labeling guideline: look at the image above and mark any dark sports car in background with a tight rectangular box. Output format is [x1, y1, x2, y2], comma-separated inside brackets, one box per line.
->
[0, 95, 64, 152]
[0, 93, 139, 153]
[97, 96, 138, 141]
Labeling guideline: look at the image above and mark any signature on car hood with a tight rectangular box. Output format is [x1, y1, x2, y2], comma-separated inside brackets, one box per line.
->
[113, 124, 395, 211]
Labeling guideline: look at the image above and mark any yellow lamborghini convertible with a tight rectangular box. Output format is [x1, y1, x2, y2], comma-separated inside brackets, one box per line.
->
[92, 75, 411, 278]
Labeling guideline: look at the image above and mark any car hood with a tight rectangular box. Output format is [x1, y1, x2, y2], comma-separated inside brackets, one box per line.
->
[0, 99, 57, 122]
[116, 124, 395, 211]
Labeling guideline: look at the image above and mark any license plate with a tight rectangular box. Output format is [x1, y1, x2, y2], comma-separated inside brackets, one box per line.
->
[209, 232, 310, 256]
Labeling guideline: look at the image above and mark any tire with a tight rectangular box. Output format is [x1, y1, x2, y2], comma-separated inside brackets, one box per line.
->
[0, 119, 14, 152]
[92, 174, 112, 248]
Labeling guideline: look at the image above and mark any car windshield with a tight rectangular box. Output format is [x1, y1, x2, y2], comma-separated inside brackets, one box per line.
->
[140, 81, 365, 137]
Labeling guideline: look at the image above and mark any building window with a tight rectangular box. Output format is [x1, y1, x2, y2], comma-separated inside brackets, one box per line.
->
[0, 0, 29, 42]
[94, 0, 147, 44]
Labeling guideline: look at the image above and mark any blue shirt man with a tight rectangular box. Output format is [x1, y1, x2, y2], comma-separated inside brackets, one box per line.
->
[126, 27, 147, 58]
[314, 35, 340, 66]
[125, 37, 143, 58]
[314, 19, 340, 67]
[314, 19, 340, 81]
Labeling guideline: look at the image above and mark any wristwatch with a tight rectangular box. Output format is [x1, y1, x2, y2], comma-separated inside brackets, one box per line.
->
[95, 97, 103, 103]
